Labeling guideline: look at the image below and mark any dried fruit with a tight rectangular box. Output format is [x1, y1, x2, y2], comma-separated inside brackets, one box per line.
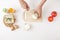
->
[8, 8, 16, 13]
[51, 11, 57, 17]
[48, 16, 53, 22]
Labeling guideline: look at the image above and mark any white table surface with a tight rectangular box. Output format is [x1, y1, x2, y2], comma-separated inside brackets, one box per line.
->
[0, 0, 60, 40]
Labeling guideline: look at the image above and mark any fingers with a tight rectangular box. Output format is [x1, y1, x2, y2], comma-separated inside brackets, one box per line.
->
[34, 8, 42, 18]
[23, 4, 29, 11]
[19, 0, 30, 11]
[25, 5, 30, 11]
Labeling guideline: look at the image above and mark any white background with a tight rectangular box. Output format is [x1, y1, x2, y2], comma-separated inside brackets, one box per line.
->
[0, 0, 60, 40]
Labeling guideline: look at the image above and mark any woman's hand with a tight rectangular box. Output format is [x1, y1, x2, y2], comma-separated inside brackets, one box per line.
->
[34, 0, 47, 18]
[34, 7, 42, 18]
[19, 0, 30, 10]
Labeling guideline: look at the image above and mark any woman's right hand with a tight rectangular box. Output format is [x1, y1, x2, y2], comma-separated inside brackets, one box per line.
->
[19, 0, 30, 10]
